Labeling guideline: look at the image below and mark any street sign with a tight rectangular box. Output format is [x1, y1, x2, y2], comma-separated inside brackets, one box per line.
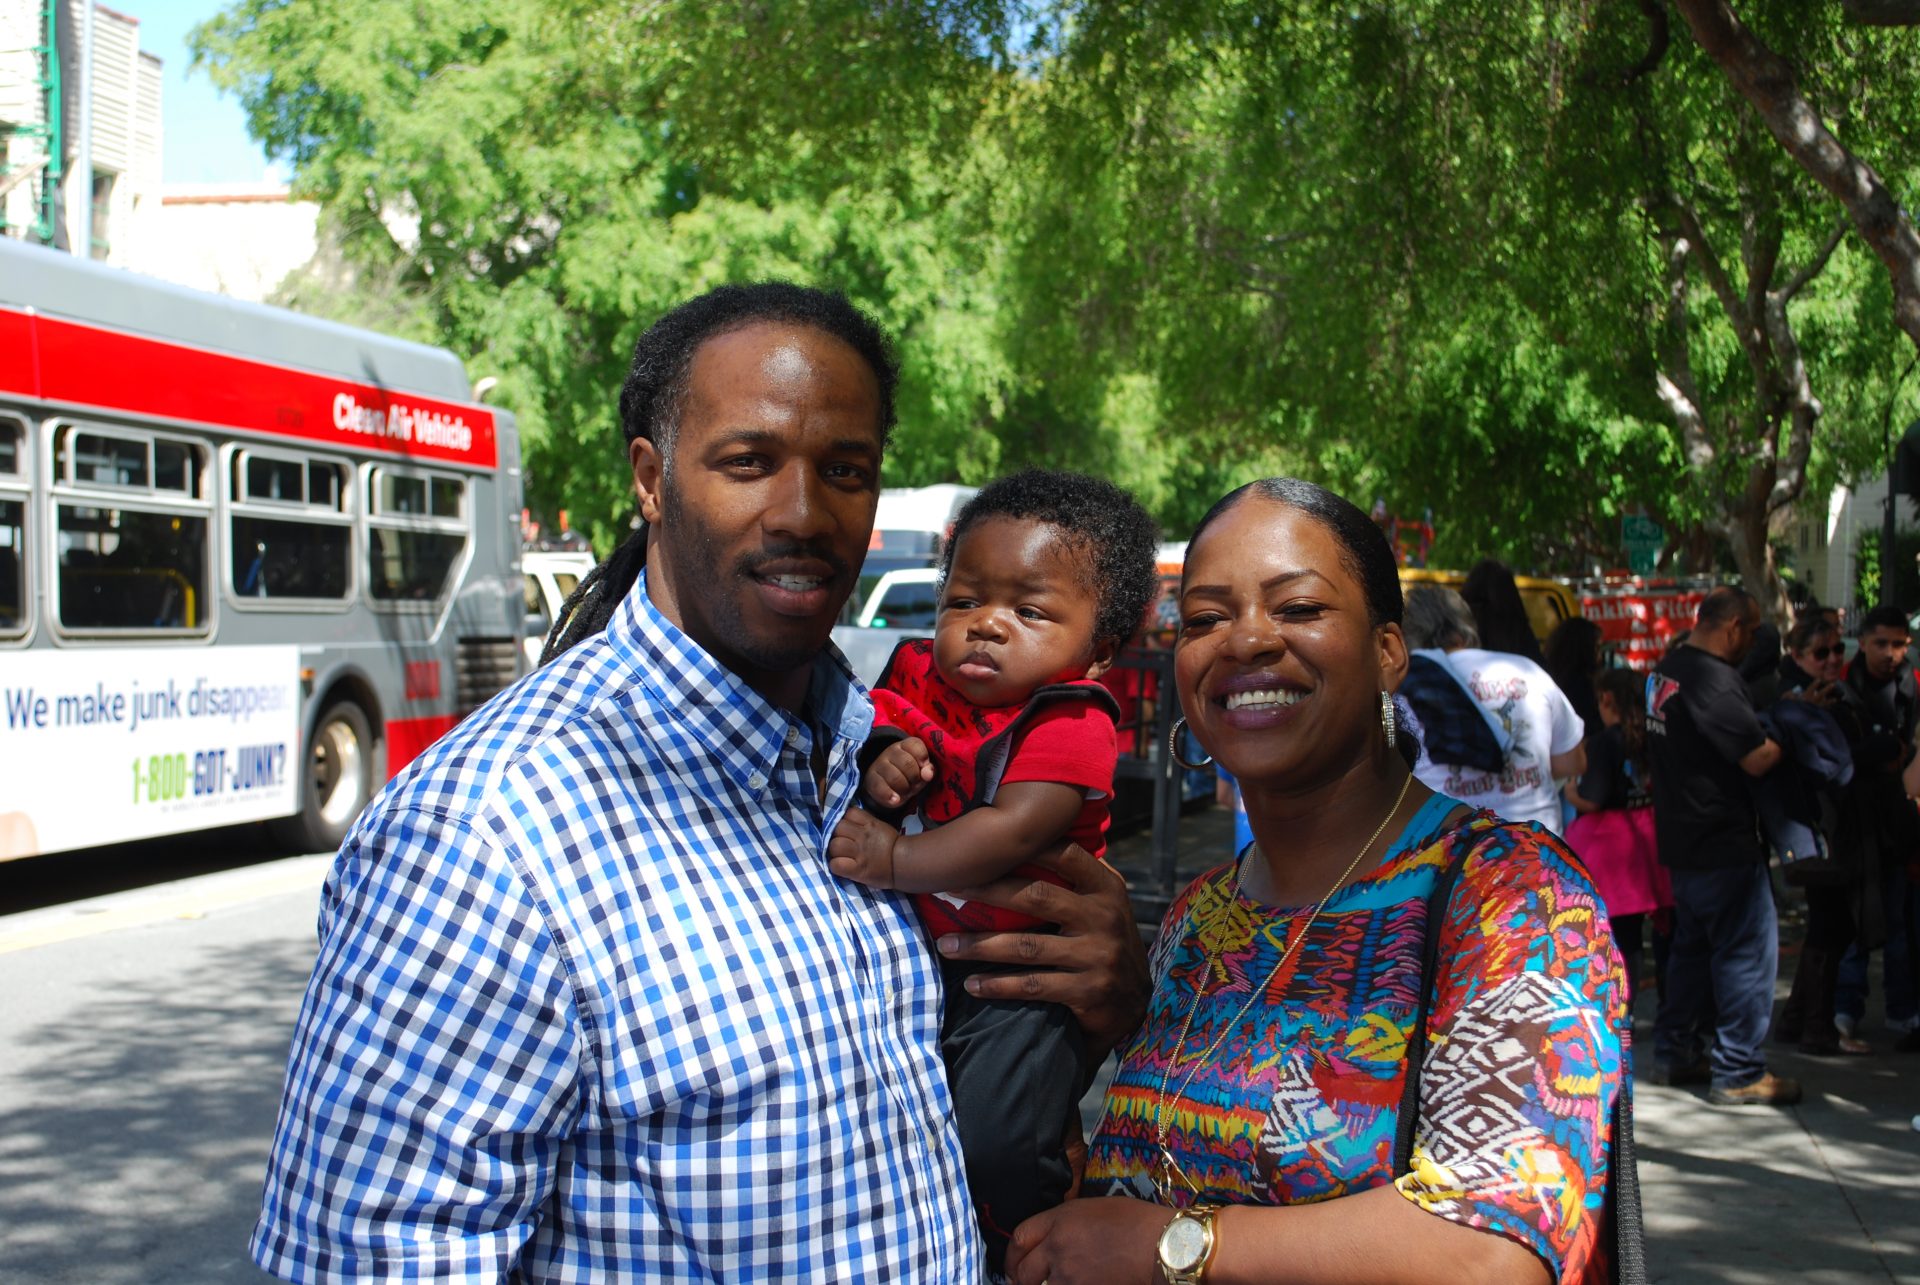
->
[1623, 514, 1663, 575]
[1622, 514, 1664, 548]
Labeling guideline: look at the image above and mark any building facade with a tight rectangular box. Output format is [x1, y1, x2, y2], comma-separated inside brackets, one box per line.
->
[1, 1, 162, 265]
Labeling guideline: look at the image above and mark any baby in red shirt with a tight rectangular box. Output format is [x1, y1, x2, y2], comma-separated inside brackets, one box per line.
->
[829, 468, 1159, 1272]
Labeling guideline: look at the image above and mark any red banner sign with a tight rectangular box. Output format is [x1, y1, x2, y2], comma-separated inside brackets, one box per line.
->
[0, 308, 497, 469]
[1579, 588, 1706, 671]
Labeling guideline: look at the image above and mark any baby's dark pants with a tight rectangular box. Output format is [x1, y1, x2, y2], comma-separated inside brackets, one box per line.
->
[940, 956, 1088, 1275]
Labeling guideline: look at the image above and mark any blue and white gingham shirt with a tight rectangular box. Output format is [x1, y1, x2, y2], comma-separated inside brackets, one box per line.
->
[251, 572, 984, 1282]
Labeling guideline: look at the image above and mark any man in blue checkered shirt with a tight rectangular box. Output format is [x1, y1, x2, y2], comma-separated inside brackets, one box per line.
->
[251, 285, 1149, 1282]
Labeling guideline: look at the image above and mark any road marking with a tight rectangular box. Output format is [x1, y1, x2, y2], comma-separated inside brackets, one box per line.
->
[0, 855, 329, 956]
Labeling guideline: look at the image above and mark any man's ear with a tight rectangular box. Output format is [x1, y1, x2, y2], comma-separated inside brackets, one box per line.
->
[630, 436, 666, 525]
[1083, 637, 1121, 682]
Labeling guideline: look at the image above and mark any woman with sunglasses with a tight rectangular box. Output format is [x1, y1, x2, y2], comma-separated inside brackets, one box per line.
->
[1774, 614, 1872, 1055]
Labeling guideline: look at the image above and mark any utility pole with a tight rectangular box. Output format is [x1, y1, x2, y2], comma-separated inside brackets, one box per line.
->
[70, 0, 92, 257]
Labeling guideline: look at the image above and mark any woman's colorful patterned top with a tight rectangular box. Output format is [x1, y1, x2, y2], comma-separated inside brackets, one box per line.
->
[1085, 793, 1627, 1282]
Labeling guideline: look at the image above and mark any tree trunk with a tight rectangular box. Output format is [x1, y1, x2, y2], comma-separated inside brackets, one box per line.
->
[1672, 0, 1920, 355]
[1727, 511, 1790, 625]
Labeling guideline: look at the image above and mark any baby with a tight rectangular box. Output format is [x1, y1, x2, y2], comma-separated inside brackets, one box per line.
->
[829, 468, 1159, 1271]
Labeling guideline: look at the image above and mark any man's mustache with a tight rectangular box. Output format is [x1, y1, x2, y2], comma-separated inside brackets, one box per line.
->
[737, 544, 852, 580]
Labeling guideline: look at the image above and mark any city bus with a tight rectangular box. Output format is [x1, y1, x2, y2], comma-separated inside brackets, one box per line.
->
[0, 238, 525, 861]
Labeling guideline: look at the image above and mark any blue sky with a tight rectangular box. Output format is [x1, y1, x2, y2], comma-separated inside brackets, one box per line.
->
[123, 0, 284, 184]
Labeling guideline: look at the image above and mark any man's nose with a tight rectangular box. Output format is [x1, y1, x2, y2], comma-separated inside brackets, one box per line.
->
[763, 463, 833, 542]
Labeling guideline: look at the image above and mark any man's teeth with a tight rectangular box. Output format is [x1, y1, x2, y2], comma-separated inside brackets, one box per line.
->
[768, 574, 823, 591]
[1225, 688, 1303, 711]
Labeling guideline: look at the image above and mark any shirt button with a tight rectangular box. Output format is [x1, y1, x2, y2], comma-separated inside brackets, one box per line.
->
[786, 727, 804, 749]
[747, 772, 766, 790]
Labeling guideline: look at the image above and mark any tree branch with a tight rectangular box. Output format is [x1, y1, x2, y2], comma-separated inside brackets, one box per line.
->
[1658, 233, 1720, 490]
[1782, 217, 1850, 301]
[1673, 0, 1920, 353]
[1841, 0, 1920, 27]
[1761, 288, 1821, 515]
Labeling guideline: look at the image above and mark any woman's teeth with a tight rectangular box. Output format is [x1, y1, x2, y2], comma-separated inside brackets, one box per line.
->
[1225, 688, 1303, 711]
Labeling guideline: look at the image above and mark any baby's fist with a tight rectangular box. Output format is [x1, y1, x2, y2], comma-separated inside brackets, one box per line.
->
[829, 808, 902, 889]
[864, 737, 935, 809]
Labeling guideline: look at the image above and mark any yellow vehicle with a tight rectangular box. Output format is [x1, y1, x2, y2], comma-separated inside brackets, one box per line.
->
[1396, 567, 1579, 645]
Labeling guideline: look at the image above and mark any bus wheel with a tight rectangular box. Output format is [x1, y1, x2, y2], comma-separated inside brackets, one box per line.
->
[275, 701, 374, 853]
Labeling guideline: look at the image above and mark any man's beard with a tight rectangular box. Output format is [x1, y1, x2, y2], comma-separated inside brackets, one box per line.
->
[658, 487, 851, 677]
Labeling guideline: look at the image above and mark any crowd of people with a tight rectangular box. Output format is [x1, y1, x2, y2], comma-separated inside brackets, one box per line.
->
[243, 281, 1915, 1284]
[1374, 565, 1920, 1108]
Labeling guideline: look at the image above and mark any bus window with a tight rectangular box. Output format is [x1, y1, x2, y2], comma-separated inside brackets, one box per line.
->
[368, 468, 467, 603]
[0, 498, 22, 637]
[0, 417, 23, 638]
[70, 432, 148, 488]
[231, 453, 352, 601]
[154, 439, 200, 494]
[57, 505, 209, 632]
[53, 425, 211, 634]
[377, 472, 428, 516]
[246, 455, 306, 505]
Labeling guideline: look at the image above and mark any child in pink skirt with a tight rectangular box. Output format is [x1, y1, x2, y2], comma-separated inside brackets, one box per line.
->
[1565, 666, 1672, 1013]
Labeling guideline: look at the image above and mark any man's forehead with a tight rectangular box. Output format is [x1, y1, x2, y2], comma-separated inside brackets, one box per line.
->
[1865, 625, 1912, 643]
[678, 322, 884, 441]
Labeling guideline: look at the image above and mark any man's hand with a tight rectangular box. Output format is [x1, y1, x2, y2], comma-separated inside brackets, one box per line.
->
[864, 737, 934, 809]
[829, 808, 904, 889]
[935, 843, 1149, 1058]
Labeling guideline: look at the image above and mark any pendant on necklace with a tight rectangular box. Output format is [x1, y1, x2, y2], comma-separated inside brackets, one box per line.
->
[1154, 1144, 1202, 1205]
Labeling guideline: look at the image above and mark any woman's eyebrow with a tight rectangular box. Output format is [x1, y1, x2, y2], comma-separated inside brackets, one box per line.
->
[1183, 568, 1325, 598]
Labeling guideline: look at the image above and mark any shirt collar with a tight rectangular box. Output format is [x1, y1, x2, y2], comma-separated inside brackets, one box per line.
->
[605, 569, 873, 793]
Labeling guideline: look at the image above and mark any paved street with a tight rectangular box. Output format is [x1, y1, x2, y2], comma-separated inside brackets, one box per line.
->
[2, 818, 1918, 1282]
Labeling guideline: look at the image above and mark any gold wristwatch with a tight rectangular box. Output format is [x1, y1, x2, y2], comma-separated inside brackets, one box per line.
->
[1156, 1203, 1222, 1284]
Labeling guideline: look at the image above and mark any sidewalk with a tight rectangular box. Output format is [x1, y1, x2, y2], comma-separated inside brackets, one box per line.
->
[1100, 807, 1920, 1284]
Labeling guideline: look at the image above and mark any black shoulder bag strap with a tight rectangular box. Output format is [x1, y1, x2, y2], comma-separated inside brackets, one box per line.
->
[1393, 843, 1648, 1285]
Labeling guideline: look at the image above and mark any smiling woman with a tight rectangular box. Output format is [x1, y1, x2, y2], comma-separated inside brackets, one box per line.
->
[1006, 479, 1635, 1285]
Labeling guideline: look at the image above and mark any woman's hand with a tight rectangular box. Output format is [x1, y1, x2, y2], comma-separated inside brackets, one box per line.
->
[935, 842, 1149, 1057]
[1005, 1197, 1171, 1285]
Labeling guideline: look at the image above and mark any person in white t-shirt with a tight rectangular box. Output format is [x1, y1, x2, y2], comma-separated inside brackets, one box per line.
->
[1403, 586, 1586, 833]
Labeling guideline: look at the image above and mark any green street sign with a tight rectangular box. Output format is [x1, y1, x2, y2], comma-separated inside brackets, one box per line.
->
[1622, 514, 1664, 549]
[1628, 547, 1659, 575]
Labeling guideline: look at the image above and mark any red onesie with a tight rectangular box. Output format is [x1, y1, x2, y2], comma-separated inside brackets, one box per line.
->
[868, 638, 1120, 934]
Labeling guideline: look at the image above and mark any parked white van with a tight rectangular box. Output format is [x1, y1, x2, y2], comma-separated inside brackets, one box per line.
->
[522, 549, 599, 668]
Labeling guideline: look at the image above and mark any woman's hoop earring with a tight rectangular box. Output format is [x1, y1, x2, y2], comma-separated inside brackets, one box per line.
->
[1380, 690, 1397, 750]
[1169, 717, 1214, 770]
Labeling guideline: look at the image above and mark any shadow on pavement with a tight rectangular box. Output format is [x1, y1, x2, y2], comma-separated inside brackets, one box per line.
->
[0, 929, 311, 1283]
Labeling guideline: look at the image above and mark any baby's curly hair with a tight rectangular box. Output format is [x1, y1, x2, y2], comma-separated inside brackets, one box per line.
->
[941, 469, 1162, 647]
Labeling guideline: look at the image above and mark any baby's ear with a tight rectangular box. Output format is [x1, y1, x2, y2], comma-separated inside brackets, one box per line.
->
[1083, 637, 1121, 680]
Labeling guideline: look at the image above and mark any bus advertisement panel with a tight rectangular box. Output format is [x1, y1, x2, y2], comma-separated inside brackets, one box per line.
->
[1, 237, 526, 862]
[0, 646, 301, 859]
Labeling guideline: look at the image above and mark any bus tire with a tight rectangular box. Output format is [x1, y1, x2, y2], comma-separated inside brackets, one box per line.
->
[275, 700, 375, 854]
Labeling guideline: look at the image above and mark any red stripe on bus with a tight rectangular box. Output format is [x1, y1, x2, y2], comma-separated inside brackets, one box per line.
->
[385, 714, 463, 777]
[1, 309, 498, 469]
[0, 309, 36, 399]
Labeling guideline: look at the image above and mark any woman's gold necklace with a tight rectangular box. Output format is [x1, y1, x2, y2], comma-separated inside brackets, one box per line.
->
[1148, 771, 1414, 1204]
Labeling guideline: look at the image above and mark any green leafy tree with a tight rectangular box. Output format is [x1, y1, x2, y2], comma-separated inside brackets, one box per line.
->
[196, 0, 1920, 602]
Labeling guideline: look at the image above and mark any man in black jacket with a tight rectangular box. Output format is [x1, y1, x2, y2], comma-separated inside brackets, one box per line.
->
[1835, 605, 1920, 1050]
[1647, 587, 1803, 1105]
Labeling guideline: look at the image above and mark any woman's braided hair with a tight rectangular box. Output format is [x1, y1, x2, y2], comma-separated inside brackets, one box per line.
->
[539, 284, 899, 664]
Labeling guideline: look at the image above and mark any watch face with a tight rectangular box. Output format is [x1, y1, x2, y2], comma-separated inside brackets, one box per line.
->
[1160, 1214, 1210, 1271]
